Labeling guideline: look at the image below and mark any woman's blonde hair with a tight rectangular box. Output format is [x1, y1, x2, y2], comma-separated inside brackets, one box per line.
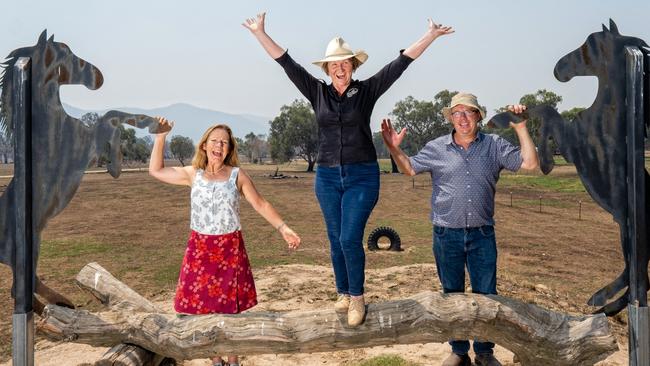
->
[191, 124, 240, 169]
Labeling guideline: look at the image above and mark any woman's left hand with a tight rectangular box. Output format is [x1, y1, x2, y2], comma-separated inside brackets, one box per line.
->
[280, 226, 301, 250]
[427, 18, 454, 38]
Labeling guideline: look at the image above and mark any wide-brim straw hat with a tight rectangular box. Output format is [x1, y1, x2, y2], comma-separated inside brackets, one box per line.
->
[312, 36, 368, 68]
[442, 92, 487, 121]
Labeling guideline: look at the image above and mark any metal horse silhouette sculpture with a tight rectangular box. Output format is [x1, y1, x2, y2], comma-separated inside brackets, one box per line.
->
[0, 31, 167, 313]
[491, 20, 649, 316]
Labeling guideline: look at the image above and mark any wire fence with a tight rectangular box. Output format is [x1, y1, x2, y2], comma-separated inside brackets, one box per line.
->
[407, 177, 609, 222]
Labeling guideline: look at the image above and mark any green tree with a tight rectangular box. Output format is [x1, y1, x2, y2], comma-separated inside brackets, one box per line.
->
[119, 124, 137, 160]
[268, 119, 294, 164]
[561, 107, 586, 122]
[169, 135, 195, 166]
[131, 138, 151, 163]
[269, 99, 318, 172]
[518, 89, 562, 146]
[235, 137, 246, 158]
[389, 91, 455, 155]
[242, 132, 268, 164]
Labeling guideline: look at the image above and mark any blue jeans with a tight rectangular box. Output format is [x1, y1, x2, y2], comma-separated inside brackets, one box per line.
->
[433, 225, 497, 356]
[315, 162, 380, 296]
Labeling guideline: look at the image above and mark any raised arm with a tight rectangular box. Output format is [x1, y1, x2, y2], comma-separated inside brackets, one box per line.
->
[243, 12, 286, 59]
[402, 18, 454, 60]
[381, 118, 416, 176]
[148, 117, 195, 186]
[237, 169, 301, 249]
[508, 105, 540, 171]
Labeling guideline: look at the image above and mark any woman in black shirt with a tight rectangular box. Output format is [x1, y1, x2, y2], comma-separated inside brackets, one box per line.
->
[244, 12, 453, 326]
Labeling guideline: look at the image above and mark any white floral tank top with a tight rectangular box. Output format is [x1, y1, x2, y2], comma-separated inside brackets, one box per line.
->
[190, 167, 241, 235]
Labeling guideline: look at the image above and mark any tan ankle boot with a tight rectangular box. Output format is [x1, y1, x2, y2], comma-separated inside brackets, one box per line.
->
[347, 295, 365, 326]
[334, 294, 350, 313]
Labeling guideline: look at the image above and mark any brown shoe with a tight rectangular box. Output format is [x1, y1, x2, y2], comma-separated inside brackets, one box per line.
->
[334, 294, 350, 313]
[347, 295, 365, 326]
[474, 353, 502, 366]
[441, 352, 471, 366]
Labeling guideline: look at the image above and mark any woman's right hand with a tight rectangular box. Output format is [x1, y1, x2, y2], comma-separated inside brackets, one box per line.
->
[155, 116, 174, 138]
[242, 12, 267, 35]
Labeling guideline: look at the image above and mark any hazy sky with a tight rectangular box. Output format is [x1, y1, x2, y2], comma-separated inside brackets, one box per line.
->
[2, 1, 649, 132]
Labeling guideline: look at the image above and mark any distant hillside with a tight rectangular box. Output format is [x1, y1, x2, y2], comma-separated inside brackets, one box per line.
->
[63, 103, 270, 141]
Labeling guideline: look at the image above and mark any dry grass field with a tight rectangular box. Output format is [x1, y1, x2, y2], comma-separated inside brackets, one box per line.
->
[0, 158, 644, 364]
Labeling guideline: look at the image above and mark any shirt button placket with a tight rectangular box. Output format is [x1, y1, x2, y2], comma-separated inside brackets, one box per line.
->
[466, 156, 471, 226]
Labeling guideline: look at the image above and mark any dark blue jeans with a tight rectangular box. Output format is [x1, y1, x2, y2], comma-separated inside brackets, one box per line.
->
[433, 225, 497, 356]
[315, 162, 380, 296]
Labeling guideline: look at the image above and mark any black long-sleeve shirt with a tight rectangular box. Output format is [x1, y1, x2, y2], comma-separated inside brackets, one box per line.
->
[275, 51, 413, 166]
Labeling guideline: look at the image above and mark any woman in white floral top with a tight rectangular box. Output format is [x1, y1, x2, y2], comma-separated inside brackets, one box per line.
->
[149, 117, 301, 366]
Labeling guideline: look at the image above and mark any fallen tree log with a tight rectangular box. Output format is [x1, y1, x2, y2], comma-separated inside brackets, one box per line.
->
[75, 262, 159, 313]
[74, 263, 170, 366]
[38, 287, 617, 366]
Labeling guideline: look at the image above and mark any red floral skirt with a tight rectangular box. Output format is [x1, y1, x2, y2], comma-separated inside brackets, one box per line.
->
[174, 230, 257, 314]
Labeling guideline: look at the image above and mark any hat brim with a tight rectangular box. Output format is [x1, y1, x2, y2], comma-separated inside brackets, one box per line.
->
[312, 51, 368, 67]
[442, 103, 486, 122]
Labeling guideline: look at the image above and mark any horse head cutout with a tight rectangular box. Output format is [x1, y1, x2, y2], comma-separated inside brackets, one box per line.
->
[0, 30, 169, 313]
[489, 19, 649, 316]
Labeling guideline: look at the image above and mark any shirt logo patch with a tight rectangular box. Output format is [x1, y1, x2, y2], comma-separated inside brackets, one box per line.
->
[346, 88, 359, 98]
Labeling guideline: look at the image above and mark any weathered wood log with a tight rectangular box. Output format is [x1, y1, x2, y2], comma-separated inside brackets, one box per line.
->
[75, 263, 167, 366]
[93, 344, 154, 366]
[38, 290, 617, 366]
[76, 262, 159, 313]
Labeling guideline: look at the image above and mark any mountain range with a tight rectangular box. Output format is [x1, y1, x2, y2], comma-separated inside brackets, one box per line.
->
[63, 103, 271, 142]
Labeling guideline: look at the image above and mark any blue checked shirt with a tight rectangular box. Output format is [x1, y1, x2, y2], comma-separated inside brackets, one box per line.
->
[409, 132, 523, 228]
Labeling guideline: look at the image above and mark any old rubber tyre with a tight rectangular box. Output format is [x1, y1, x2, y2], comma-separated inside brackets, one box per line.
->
[367, 226, 402, 251]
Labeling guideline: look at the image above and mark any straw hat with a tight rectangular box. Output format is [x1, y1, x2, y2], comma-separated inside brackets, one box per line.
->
[312, 37, 368, 68]
[442, 92, 487, 121]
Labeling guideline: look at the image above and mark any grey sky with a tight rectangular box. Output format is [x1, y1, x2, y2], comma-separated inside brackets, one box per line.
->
[3, 0, 649, 132]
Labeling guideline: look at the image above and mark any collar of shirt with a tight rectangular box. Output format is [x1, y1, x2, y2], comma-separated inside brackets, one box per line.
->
[446, 130, 485, 149]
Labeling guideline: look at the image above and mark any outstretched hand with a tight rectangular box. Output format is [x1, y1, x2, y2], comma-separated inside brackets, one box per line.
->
[242, 12, 266, 34]
[280, 225, 301, 250]
[427, 18, 454, 39]
[381, 118, 407, 149]
[154, 116, 174, 136]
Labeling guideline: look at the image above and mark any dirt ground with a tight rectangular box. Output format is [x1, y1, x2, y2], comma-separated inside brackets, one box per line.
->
[0, 162, 639, 365]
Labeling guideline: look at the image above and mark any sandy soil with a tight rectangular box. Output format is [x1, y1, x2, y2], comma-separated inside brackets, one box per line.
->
[0, 264, 628, 366]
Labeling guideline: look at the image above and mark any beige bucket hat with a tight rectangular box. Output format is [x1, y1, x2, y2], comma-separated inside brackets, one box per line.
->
[312, 37, 368, 68]
[442, 92, 487, 121]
